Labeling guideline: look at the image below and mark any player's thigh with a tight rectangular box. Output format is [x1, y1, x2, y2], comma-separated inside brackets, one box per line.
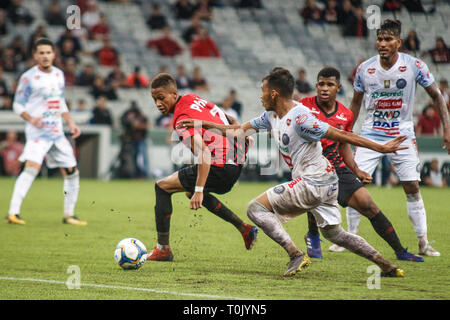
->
[46, 137, 77, 169]
[388, 138, 420, 182]
[19, 139, 53, 167]
[157, 171, 186, 193]
[353, 145, 383, 175]
[336, 167, 365, 207]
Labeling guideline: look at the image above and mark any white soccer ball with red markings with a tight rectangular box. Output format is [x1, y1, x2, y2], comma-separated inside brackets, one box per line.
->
[114, 238, 147, 270]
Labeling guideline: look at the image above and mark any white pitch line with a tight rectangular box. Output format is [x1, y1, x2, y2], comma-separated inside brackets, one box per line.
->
[0, 276, 254, 300]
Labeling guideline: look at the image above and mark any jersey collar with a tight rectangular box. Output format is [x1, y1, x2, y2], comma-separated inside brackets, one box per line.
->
[314, 96, 338, 118]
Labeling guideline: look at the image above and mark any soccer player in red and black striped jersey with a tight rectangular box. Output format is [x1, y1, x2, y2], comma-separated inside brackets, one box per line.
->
[146, 73, 257, 261]
[301, 67, 423, 262]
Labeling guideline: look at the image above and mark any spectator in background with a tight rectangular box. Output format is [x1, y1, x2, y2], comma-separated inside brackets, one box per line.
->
[45, 0, 65, 26]
[190, 27, 220, 57]
[63, 58, 78, 87]
[8, 35, 27, 64]
[423, 159, 447, 187]
[349, 58, 365, 83]
[147, 27, 183, 57]
[1, 48, 18, 72]
[337, 0, 353, 25]
[295, 68, 313, 95]
[175, 64, 193, 90]
[90, 75, 118, 100]
[0, 95, 13, 111]
[0, 131, 24, 176]
[82, 0, 101, 31]
[322, 0, 338, 24]
[191, 65, 209, 92]
[7, 0, 34, 25]
[382, 0, 402, 12]
[90, 96, 113, 126]
[229, 89, 243, 117]
[73, 99, 88, 113]
[0, 66, 9, 97]
[194, 0, 213, 21]
[95, 38, 119, 66]
[0, 9, 8, 36]
[106, 65, 127, 88]
[76, 63, 96, 87]
[147, 4, 168, 30]
[428, 37, 450, 64]
[126, 66, 150, 88]
[120, 101, 150, 178]
[343, 6, 367, 38]
[174, 0, 196, 20]
[90, 12, 110, 41]
[416, 103, 441, 136]
[60, 38, 80, 65]
[219, 96, 239, 121]
[299, 0, 323, 25]
[403, 29, 420, 54]
[57, 29, 82, 57]
[182, 14, 203, 44]
[238, 0, 262, 8]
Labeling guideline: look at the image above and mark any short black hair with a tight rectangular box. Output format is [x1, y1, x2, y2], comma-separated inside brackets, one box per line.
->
[33, 38, 55, 52]
[317, 67, 341, 83]
[377, 19, 402, 37]
[151, 72, 177, 90]
[263, 67, 295, 98]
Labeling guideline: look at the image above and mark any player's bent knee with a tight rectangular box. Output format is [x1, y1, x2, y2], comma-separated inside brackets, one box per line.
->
[320, 225, 344, 241]
[247, 199, 271, 222]
[62, 167, 78, 177]
[23, 166, 39, 178]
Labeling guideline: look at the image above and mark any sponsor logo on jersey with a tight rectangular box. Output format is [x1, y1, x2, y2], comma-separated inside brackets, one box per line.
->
[368, 68, 376, 74]
[288, 177, 302, 189]
[415, 59, 424, 69]
[295, 114, 308, 125]
[384, 80, 390, 88]
[372, 120, 400, 134]
[286, 119, 291, 126]
[310, 107, 320, 114]
[375, 99, 402, 109]
[47, 100, 60, 109]
[373, 110, 400, 119]
[312, 122, 319, 129]
[335, 113, 347, 121]
[396, 78, 407, 89]
[371, 91, 403, 99]
[398, 66, 407, 72]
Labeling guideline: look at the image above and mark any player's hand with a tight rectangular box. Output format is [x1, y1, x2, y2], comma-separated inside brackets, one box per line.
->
[190, 192, 203, 210]
[176, 119, 209, 130]
[380, 135, 408, 154]
[70, 124, 81, 139]
[30, 117, 44, 128]
[356, 169, 373, 184]
[443, 127, 450, 155]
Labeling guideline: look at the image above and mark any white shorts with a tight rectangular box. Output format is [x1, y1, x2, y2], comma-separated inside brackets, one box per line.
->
[354, 137, 420, 182]
[266, 177, 341, 228]
[19, 136, 77, 169]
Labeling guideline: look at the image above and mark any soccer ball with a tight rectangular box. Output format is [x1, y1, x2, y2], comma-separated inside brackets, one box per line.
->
[114, 238, 147, 270]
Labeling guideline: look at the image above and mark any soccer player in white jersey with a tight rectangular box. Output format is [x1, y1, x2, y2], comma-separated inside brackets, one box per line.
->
[177, 68, 407, 277]
[342, 20, 450, 257]
[5, 38, 86, 226]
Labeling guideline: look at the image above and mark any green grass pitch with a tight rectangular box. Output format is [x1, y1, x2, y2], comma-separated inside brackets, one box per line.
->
[0, 177, 449, 300]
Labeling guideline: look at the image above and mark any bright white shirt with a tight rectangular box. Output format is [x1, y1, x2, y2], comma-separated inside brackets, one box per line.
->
[13, 65, 69, 141]
[354, 52, 435, 141]
[250, 101, 337, 185]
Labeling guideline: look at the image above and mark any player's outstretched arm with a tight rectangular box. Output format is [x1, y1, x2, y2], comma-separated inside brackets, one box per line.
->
[176, 119, 255, 138]
[324, 126, 408, 154]
[424, 83, 450, 154]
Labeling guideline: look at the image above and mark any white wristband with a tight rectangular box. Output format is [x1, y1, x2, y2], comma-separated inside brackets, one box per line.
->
[195, 186, 204, 193]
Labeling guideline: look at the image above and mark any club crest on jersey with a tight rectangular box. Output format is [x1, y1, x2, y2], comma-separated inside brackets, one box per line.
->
[368, 68, 376, 74]
[295, 114, 308, 125]
[415, 60, 424, 69]
[312, 122, 319, 129]
[286, 119, 291, 126]
[282, 133, 290, 145]
[384, 80, 390, 88]
[398, 66, 407, 72]
[273, 185, 285, 194]
[396, 78, 407, 89]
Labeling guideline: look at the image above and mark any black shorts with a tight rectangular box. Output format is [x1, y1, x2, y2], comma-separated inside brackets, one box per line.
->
[178, 164, 242, 194]
[336, 166, 365, 207]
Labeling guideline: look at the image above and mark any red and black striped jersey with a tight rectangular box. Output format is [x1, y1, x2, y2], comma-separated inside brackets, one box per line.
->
[299, 96, 354, 168]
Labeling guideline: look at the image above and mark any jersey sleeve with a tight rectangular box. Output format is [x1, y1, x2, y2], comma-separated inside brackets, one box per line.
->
[293, 110, 330, 142]
[13, 74, 32, 115]
[249, 111, 272, 131]
[412, 58, 435, 88]
[353, 63, 365, 93]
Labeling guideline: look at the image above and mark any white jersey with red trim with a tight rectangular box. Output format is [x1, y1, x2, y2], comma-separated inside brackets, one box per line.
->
[13, 65, 69, 141]
[353, 52, 434, 141]
[250, 100, 338, 185]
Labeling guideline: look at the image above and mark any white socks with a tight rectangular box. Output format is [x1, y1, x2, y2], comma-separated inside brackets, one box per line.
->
[346, 206, 362, 235]
[63, 170, 80, 218]
[8, 167, 39, 215]
[406, 192, 427, 239]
